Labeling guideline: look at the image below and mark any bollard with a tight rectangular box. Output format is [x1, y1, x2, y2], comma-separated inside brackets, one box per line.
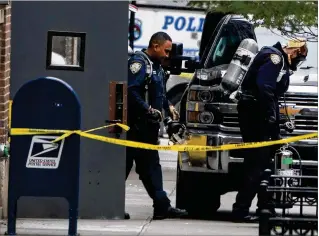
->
[258, 169, 272, 236]
[6, 77, 81, 236]
[258, 209, 271, 236]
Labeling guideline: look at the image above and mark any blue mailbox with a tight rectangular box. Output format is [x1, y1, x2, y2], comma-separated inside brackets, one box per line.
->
[7, 77, 81, 236]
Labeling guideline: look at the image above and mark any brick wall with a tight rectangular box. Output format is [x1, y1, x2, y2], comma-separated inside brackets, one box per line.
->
[0, 2, 11, 219]
[0, 4, 11, 142]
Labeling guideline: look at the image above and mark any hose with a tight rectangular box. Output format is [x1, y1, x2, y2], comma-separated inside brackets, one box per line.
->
[283, 93, 292, 123]
[282, 92, 302, 175]
[282, 93, 295, 132]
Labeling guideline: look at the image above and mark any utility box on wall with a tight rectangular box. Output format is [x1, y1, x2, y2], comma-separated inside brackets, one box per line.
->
[108, 81, 127, 136]
[10, 1, 129, 219]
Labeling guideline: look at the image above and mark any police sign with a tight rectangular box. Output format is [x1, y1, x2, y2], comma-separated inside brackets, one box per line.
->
[162, 15, 205, 32]
[133, 8, 205, 57]
[7, 77, 81, 236]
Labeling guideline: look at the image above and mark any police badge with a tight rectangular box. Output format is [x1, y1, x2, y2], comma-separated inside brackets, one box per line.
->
[130, 62, 142, 74]
[270, 54, 281, 64]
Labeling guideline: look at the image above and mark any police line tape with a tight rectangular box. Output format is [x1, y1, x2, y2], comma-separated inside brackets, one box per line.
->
[9, 124, 318, 152]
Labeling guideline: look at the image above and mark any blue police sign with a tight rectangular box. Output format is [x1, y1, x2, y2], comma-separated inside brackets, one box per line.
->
[6, 77, 81, 236]
[162, 15, 205, 32]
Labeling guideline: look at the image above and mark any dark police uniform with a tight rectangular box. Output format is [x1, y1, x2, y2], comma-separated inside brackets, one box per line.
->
[232, 42, 291, 219]
[126, 49, 176, 217]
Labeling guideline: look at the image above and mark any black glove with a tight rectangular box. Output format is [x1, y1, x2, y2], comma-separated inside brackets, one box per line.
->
[163, 116, 188, 144]
[146, 107, 163, 124]
[281, 121, 295, 133]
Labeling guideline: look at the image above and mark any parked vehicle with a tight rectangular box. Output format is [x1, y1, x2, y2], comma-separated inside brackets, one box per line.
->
[169, 12, 318, 218]
[128, 4, 318, 218]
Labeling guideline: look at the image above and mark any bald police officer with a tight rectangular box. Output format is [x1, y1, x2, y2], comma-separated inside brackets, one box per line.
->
[125, 32, 187, 220]
[232, 39, 308, 222]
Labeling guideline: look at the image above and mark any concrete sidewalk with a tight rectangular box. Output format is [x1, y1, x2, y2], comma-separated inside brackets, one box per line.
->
[0, 169, 260, 236]
[0, 218, 260, 236]
[0, 218, 149, 235]
[0, 137, 316, 236]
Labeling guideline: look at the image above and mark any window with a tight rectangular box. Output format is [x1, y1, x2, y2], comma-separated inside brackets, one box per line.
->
[206, 20, 256, 68]
[46, 31, 86, 71]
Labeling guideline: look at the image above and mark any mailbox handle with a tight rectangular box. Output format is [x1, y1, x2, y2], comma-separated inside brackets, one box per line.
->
[105, 119, 122, 124]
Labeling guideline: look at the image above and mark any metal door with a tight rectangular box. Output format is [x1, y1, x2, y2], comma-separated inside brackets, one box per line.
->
[10, 1, 129, 219]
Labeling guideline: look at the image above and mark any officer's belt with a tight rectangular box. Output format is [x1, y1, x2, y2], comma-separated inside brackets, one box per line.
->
[240, 90, 257, 101]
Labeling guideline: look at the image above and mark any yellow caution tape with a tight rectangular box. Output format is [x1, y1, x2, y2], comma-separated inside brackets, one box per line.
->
[11, 123, 130, 141]
[9, 125, 318, 152]
[52, 123, 130, 143]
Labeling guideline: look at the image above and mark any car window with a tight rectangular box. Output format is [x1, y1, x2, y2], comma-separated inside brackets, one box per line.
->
[205, 20, 256, 68]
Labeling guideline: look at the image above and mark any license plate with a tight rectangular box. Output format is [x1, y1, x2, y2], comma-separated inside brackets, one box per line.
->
[277, 169, 301, 187]
[277, 169, 300, 176]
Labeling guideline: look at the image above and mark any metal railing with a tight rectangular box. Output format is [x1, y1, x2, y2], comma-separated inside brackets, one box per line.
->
[259, 170, 318, 236]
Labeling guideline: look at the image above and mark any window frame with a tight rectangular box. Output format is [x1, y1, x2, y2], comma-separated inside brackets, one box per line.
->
[206, 25, 242, 68]
[203, 18, 257, 69]
[46, 31, 86, 71]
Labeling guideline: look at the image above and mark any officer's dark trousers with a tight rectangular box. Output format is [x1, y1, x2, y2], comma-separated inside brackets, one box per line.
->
[126, 121, 171, 210]
[232, 99, 273, 215]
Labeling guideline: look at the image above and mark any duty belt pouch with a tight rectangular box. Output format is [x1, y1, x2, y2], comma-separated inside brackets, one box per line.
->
[238, 96, 260, 112]
[240, 93, 257, 102]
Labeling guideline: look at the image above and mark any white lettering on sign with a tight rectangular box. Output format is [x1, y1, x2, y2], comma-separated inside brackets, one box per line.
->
[26, 135, 65, 169]
[133, 9, 205, 55]
[162, 15, 205, 32]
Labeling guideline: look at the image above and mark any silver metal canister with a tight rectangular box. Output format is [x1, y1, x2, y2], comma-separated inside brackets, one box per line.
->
[280, 149, 294, 170]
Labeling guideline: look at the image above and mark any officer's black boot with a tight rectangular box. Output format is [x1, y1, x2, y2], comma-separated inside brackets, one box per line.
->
[153, 206, 188, 220]
[231, 209, 259, 223]
[256, 207, 277, 217]
[124, 212, 130, 220]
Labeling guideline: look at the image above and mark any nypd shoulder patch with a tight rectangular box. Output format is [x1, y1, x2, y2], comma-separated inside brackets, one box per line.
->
[270, 54, 281, 64]
[130, 62, 142, 74]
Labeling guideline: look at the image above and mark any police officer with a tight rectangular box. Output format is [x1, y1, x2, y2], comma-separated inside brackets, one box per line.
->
[231, 39, 308, 222]
[125, 32, 187, 220]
